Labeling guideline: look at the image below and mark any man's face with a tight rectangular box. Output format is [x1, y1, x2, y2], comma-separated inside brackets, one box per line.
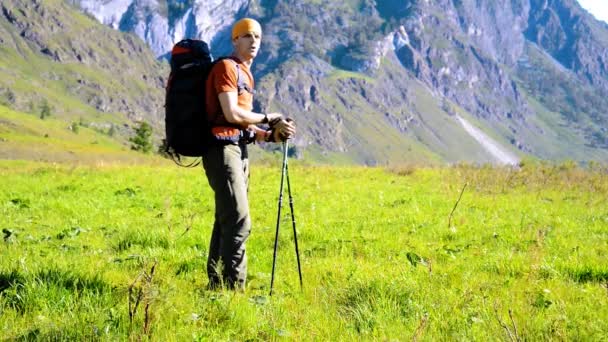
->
[233, 31, 262, 60]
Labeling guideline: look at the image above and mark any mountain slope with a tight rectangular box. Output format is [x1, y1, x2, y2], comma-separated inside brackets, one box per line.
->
[0, 104, 165, 164]
[0, 0, 167, 139]
[71, 0, 608, 164]
[3, 0, 607, 164]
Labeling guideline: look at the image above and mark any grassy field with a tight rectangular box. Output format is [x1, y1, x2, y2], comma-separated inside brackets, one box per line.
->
[1, 158, 607, 340]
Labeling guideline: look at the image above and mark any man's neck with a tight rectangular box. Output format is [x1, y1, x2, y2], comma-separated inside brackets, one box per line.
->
[232, 52, 253, 68]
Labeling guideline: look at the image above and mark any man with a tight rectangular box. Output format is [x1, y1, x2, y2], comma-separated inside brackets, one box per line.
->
[203, 18, 296, 290]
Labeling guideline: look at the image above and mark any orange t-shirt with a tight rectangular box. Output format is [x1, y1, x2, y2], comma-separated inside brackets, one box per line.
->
[205, 58, 254, 129]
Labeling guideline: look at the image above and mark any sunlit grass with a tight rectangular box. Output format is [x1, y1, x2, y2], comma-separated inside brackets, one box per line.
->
[0, 160, 607, 340]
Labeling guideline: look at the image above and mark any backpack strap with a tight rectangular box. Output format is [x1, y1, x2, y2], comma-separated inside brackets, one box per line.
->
[164, 145, 201, 167]
[172, 155, 201, 168]
[207, 57, 255, 142]
[223, 57, 255, 95]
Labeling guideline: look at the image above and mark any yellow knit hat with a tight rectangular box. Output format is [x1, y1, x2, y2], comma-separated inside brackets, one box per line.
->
[231, 18, 262, 40]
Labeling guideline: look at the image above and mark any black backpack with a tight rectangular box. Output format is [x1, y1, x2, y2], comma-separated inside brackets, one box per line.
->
[164, 39, 250, 166]
[164, 39, 213, 166]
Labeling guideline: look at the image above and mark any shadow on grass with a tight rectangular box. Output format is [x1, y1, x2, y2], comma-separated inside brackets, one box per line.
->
[115, 233, 169, 252]
[175, 257, 204, 276]
[12, 326, 105, 341]
[0, 268, 112, 313]
[35, 269, 111, 293]
[565, 266, 608, 283]
[0, 269, 26, 292]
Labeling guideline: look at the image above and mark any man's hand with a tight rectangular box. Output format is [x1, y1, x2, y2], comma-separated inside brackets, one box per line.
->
[266, 113, 283, 124]
[271, 118, 296, 141]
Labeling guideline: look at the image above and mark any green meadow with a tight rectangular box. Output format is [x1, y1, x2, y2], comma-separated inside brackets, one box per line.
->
[1, 157, 607, 340]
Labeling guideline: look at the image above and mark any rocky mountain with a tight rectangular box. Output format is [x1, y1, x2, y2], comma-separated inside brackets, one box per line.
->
[4, 0, 608, 164]
[73, 0, 248, 58]
[0, 0, 166, 137]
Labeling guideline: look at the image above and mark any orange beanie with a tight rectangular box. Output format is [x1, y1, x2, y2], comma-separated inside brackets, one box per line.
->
[232, 18, 262, 40]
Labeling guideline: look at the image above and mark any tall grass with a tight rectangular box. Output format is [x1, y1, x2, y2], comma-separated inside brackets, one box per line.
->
[1, 160, 607, 340]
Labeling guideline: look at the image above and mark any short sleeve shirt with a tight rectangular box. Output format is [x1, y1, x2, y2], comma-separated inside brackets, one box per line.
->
[205, 58, 255, 128]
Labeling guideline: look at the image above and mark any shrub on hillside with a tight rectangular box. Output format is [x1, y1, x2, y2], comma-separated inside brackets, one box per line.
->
[129, 121, 153, 153]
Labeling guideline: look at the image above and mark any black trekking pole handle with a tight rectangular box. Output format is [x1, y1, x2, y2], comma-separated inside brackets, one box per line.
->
[270, 140, 289, 296]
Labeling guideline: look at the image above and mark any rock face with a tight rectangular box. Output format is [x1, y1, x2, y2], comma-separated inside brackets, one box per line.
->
[6, 0, 608, 163]
[76, 0, 249, 58]
[526, 0, 608, 93]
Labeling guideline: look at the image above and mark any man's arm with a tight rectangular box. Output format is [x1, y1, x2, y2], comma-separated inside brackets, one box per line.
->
[218, 92, 282, 125]
[217, 89, 296, 141]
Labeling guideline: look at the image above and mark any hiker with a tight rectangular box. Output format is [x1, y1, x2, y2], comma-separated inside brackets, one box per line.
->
[203, 18, 296, 290]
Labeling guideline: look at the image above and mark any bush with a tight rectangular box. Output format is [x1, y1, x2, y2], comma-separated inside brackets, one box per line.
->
[70, 122, 79, 134]
[129, 121, 153, 153]
[107, 124, 116, 137]
[39, 99, 52, 119]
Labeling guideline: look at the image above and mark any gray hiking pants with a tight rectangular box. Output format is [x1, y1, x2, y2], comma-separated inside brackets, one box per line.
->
[202, 143, 250, 289]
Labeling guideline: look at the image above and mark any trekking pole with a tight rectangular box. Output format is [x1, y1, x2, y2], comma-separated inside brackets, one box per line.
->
[270, 140, 289, 296]
[269, 140, 303, 295]
[285, 150, 303, 289]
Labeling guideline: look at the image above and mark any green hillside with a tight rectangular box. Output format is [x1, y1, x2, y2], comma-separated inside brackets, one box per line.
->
[0, 0, 166, 143]
[0, 105, 167, 165]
